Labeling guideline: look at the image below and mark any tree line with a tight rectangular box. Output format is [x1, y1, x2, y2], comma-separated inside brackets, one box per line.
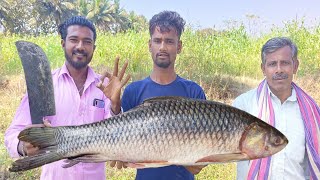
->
[0, 0, 148, 35]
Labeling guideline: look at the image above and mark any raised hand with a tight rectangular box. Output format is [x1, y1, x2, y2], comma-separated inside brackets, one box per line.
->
[96, 57, 130, 114]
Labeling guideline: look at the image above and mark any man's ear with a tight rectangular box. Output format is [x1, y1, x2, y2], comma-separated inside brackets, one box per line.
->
[177, 40, 182, 54]
[293, 59, 299, 74]
[261, 63, 266, 76]
[148, 39, 152, 52]
[61, 39, 65, 48]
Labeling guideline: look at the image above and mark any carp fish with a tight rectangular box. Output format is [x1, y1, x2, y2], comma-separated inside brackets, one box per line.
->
[10, 96, 288, 172]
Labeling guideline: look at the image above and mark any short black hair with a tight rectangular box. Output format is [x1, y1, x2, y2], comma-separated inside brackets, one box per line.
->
[58, 16, 97, 41]
[149, 11, 186, 39]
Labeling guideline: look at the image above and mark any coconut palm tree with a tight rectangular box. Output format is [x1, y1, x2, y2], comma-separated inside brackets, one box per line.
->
[34, 0, 77, 28]
[0, 0, 33, 34]
[0, 0, 10, 32]
[84, 0, 130, 33]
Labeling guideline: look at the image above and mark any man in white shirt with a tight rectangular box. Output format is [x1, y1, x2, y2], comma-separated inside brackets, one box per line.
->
[233, 37, 319, 180]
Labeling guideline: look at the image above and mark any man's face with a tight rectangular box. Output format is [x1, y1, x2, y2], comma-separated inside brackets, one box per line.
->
[62, 25, 95, 69]
[261, 45, 299, 94]
[149, 27, 182, 69]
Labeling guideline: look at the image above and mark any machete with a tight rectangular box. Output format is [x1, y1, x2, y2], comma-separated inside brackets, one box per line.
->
[15, 41, 56, 124]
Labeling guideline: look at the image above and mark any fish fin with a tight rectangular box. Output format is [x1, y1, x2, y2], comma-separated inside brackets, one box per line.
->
[126, 96, 190, 111]
[133, 160, 170, 168]
[62, 159, 80, 168]
[125, 163, 146, 169]
[9, 152, 62, 172]
[196, 153, 249, 163]
[66, 154, 108, 163]
[143, 96, 189, 104]
[18, 127, 57, 148]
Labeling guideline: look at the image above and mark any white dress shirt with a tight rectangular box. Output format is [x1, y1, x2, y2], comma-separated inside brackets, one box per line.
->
[233, 87, 309, 180]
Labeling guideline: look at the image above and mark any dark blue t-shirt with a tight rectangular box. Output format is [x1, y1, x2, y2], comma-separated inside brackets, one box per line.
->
[121, 75, 206, 180]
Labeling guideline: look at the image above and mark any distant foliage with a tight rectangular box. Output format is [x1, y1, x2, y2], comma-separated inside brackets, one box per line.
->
[1, 20, 320, 80]
[0, 0, 147, 35]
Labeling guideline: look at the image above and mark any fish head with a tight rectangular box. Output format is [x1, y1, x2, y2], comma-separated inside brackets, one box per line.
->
[240, 121, 288, 159]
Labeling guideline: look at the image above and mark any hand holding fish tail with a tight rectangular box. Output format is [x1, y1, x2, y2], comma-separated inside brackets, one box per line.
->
[97, 56, 130, 114]
[18, 118, 52, 156]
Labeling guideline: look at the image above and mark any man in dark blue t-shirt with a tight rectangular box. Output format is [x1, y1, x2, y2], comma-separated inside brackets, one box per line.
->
[111, 11, 207, 179]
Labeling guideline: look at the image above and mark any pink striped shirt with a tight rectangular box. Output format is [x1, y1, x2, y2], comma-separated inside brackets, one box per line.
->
[5, 63, 112, 180]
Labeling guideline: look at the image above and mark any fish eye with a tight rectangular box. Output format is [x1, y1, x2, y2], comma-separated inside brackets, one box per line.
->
[273, 136, 282, 145]
[264, 146, 269, 151]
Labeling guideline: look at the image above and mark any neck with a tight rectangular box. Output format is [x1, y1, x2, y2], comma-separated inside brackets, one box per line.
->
[66, 62, 88, 81]
[270, 87, 292, 104]
[66, 63, 88, 95]
[150, 67, 176, 85]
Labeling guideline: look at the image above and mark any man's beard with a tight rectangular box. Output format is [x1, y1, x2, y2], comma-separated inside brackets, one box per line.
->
[154, 54, 171, 68]
[155, 59, 171, 68]
[65, 51, 92, 70]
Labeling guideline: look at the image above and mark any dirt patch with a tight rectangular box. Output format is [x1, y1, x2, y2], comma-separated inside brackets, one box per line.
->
[199, 74, 259, 104]
[0, 166, 11, 180]
[0, 77, 9, 90]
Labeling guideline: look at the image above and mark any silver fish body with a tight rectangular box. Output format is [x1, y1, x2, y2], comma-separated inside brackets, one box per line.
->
[10, 96, 288, 172]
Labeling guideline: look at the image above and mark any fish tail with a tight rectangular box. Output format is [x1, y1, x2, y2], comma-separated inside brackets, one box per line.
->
[18, 127, 57, 148]
[9, 152, 62, 172]
[10, 127, 63, 172]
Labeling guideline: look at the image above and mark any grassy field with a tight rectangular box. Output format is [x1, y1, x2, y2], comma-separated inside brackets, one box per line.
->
[1, 20, 320, 179]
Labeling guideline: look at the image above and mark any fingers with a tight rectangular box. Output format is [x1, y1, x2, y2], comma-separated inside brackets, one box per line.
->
[99, 71, 112, 85]
[116, 161, 126, 169]
[121, 75, 131, 87]
[118, 60, 128, 80]
[24, 141, 39, 156]
[113, 56, 120, 77]
[109, 161, 116, 168]
[109, 161, 128, 169]
[126, 163, 145, 169]
[43, 119, 52, 127]
[98, 57, 130, 89]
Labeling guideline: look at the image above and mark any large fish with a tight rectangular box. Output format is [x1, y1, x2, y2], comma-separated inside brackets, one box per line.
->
[9, 96, 288, 172]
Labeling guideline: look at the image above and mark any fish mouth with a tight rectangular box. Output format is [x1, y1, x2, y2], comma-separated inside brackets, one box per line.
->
[265, 129, 288, 152]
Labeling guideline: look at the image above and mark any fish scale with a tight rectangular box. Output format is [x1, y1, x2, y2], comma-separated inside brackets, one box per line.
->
[10, 96, 288, 172]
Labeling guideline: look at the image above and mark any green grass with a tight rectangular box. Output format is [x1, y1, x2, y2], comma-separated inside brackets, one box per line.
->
[2, 20, 320, 79]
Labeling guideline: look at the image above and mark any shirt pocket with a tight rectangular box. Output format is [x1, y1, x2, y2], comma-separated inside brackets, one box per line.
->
[88, 105, 105, 123]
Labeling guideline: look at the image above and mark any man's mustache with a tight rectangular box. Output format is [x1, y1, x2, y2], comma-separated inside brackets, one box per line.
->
[73, 50, 87, 56]
[156, 52, 169, 57]
[272, 73, 288, 80]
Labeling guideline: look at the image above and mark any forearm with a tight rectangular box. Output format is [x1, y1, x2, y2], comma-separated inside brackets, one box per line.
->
[4, 129, 20, 158]
[5, 95, 31, 158]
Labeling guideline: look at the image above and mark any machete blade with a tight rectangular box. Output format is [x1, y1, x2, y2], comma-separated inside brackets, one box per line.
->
[15, 41, 56, 124]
